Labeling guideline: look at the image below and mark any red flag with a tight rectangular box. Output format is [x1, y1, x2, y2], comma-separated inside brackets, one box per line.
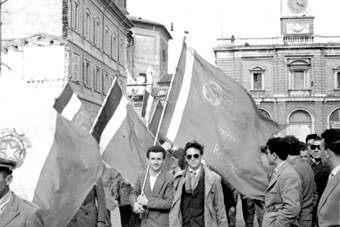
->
[91, 78, 154, 184]
[0, 74, 103, 227]
[159, 43, 281, 200]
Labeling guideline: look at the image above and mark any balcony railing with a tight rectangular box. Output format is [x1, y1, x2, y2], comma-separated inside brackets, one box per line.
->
[216, 35, 340, 48]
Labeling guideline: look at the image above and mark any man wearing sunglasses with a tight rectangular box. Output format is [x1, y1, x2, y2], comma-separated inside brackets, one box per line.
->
[169, 141, 227, 227]
[308, 135, 331, 226]
[317, 129, 340, 226]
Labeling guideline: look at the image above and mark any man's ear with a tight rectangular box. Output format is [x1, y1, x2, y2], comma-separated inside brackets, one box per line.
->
[6, 174, 13, 186]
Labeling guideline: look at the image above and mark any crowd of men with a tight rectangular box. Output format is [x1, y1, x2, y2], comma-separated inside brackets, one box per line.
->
[0, 129, 340, 226]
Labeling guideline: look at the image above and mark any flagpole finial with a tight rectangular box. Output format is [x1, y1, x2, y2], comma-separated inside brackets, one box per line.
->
[183, 31, 189, 44]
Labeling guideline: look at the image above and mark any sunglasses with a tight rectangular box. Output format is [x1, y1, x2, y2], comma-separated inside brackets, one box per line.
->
[310, 145, 320, 150]
[186, 154, 200, 160]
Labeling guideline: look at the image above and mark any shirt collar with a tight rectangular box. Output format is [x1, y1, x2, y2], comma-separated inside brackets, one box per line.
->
[188, 166, 202, 176]
[149, 170, 161, 178]
[331, 164, 340, 176]
[274, 161, 286, 173]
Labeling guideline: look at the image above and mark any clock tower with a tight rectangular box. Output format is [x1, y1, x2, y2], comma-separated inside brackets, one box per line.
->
[280, 0, 314, 41]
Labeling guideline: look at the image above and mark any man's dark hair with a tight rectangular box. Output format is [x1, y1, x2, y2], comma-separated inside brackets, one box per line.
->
[146, 145, 166, 159]
[266, 137, 288, 160]
[321, 129, 340, 156]
[283, 135, 301, 156]
[305, 133, 321, 143]
[0, 167, 12, 177]
[184, 141, 204, 155]
[299, 142, 307, 151]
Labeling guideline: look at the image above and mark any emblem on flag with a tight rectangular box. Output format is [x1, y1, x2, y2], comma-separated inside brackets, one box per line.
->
[0, 128, 31, 169]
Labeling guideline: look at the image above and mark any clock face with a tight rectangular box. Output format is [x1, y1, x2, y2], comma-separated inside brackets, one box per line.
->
[288, 0, 308, 14]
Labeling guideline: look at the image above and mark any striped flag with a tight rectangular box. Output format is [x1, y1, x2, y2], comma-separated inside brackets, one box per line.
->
[0, 74, 103, 226]
[91, 78, 154, 184]
[53, 83, 93, 131]
[148, 100, 164, 137]
[53, 83, 82, 121]
[141, 90, 154, 124]
[159, 43, 281, 200]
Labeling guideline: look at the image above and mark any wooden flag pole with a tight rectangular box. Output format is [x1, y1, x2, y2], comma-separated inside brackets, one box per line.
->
[140, 57, 177, 196]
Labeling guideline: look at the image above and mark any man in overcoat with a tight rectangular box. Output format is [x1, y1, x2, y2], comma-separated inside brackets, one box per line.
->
[130, 145, 174, 227]
[169, 141, 228, 227]
[262, 137, 302, 227]
[317, 129, 340, 226]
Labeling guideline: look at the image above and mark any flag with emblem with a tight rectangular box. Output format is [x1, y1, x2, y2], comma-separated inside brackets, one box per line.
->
[159, 43, 281, 200]
[0, 71, 103, 227]
[91, 78, 154, 184]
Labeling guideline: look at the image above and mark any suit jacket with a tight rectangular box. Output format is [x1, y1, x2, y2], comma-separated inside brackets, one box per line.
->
[317, 169, 340, 226]
[0, 192, 44, 227]
[312, 160, 331, 204]
[289, 156, 317, 222]
[68, 181, 108, 227]
[263, 161, 302, 227]
[130, 169, 174, 227]
[169, 165, 228, 227]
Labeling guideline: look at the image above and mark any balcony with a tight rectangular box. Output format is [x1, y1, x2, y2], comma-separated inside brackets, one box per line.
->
[215, 35, 340, 48]
[288, 89, 311, 97]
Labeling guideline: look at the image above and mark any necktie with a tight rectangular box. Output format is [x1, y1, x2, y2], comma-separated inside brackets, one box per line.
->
[185, 170, 194, 193]
[191, 171, 197, 191]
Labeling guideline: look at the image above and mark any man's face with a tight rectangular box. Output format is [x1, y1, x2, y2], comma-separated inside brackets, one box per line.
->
[148, 152, 164, 173]
[300, 149, 311, 163]
[185, 147, 202, 170]
[310, 139, 322, 159]
[0, 172, 11, 199]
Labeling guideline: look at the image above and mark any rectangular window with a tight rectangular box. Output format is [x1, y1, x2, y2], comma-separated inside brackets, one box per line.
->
[72, 53, 80, 81]
[73, 1, 80, 32]
[293, 70, 305, 89]
[95, 67, 101, 92]
[119, 38, 124, 65]
[336, 72, 340, 89]
[85, 11, 91, 40]
[84, 61, 91, 87]
[104, 27, 110, 54]
[252, 72, 263, 90]
[111, 33, 117, 60]
[93, 18, 101, 47]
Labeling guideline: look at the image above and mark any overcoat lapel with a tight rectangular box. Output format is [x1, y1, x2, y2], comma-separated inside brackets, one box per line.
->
[0, 193, 20, 227]
[317, 172, 339, 214]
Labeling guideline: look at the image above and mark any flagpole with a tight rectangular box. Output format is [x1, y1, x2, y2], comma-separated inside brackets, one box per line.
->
[140, 35, 187, 198]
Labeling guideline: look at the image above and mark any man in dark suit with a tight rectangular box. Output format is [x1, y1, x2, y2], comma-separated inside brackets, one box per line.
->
[169, 141, 227, 227]
[283, 136, 317, 227]
[308, 135, 331, 225]
[317, 129, 340, 226]
[130, 145, 174, 227]
[262, 137, 301, 227]
[0, 160, 44, 227]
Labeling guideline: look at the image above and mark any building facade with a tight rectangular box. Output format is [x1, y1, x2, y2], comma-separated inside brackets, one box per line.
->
[214, 0, 340, 141]
[1, 0, 133, 130]
[126, 16, 172, 114]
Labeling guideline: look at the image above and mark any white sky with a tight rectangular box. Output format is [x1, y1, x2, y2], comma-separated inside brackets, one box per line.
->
[127, 0, 340, 73]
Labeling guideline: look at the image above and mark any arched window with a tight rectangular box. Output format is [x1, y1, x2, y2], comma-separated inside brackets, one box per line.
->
[329, 108, 340, 129]
[286, 110, 312, 141]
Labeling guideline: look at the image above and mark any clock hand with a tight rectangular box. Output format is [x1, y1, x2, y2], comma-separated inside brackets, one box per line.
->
[296, 2, 304, 7]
